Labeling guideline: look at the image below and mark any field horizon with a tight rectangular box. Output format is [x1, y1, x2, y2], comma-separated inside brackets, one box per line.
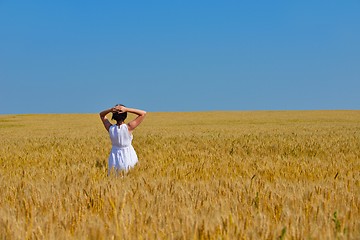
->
[1, 108, 359, 116]
[1, 110, 359, 239]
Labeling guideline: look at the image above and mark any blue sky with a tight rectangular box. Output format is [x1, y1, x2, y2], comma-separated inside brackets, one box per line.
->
[1, 1, 359, 114]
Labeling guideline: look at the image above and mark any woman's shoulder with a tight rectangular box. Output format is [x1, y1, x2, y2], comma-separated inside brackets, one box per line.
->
[120, 124, 130, 131]
[121, 124, 133, 135]
[108, 124, 117, 131]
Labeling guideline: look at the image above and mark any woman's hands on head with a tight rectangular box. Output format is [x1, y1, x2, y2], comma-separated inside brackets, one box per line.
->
[101, 104, 146, 132]
[113, 105, 127, 113]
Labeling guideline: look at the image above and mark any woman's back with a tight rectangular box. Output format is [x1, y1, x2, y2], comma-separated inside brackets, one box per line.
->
[108, 124, 137, 172]
[109, 124, 133, 148]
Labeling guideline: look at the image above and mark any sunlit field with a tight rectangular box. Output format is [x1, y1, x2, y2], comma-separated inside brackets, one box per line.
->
[0, 111, 359, 239]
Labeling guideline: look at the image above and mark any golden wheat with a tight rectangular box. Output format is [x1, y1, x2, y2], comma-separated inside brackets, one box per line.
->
[0, 111, 359, 239]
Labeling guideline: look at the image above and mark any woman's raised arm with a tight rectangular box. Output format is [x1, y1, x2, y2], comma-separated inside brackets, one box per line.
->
[119, 106, 146, 132]
[99, 107, 115, 131]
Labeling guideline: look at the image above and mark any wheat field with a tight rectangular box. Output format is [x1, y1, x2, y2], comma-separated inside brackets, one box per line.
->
[0, 111, 359, 239]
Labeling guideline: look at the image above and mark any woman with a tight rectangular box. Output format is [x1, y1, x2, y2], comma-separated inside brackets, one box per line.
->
[99, 104, 146, 175]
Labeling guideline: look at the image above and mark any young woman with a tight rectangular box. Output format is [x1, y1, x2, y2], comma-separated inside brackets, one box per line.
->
[99, 104, 146, 175]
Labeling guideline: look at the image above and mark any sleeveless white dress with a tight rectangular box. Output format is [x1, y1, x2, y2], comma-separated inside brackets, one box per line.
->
[108, 124, 138, 173]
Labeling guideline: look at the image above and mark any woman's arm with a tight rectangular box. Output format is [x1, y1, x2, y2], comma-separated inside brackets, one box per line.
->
[115, 106, 146, 132]
[99, 107, 115, 131]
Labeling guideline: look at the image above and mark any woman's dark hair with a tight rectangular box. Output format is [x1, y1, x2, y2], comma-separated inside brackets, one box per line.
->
[112, 104, 127, 122]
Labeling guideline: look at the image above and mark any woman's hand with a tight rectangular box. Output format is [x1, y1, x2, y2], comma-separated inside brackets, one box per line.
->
[113, 105, 127, 113]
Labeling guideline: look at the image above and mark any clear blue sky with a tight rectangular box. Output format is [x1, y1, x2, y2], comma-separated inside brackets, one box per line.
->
[1, 1, 359, 114]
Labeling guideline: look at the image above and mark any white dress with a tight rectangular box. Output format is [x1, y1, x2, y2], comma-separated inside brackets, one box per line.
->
[108, 124, 138, 173]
